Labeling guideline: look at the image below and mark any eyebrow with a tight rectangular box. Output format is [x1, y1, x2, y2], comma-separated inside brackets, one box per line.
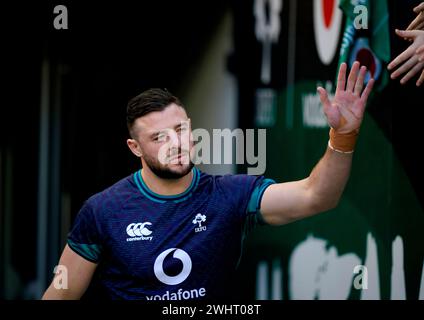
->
[149, 122, 188, 140]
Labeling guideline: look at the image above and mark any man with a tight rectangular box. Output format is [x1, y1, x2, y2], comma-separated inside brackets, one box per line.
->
[42, 61, 374, 300]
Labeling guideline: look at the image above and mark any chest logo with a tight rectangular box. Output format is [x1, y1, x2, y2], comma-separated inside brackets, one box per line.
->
[126, 222, 153, 241]
[192, 213, 207, 233]
[154, 248, 192, 285]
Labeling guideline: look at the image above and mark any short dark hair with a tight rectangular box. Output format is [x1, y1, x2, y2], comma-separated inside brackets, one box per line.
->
[126, 88, 184, 135]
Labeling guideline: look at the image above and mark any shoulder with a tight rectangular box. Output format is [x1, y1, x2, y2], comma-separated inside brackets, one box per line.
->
[83, 173, 137, 214]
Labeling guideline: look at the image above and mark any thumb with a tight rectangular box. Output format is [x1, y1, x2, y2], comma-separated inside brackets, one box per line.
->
[317, 87, 331, 113]
[317, 87, 340, 127]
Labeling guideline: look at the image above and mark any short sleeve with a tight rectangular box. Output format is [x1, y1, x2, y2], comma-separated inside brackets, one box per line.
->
[67, 201, 103, 263]
[243, 177, 275, 234]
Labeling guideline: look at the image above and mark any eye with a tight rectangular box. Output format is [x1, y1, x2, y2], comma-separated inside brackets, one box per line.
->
[154, 134, 166, 142]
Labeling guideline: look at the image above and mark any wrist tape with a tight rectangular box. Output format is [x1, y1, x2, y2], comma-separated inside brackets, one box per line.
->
[328, 128, 358, 154]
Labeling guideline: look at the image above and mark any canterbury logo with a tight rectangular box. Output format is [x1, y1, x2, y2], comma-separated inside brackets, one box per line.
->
[127, 222, 152, 236]
[126, 222, 153, 242]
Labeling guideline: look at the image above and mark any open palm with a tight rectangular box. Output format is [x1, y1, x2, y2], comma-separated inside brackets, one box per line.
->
[317, 62, 375, 134]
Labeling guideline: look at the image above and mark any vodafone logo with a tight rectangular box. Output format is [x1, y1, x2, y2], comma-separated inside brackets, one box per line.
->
[313, 0, 343, 65]
[154, 248, 192, 285]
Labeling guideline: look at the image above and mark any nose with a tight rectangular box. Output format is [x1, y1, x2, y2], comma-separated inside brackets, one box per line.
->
[168, 129, 180, 148]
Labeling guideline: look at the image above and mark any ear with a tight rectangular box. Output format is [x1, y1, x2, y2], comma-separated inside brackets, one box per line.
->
[127, 138, 143, 158]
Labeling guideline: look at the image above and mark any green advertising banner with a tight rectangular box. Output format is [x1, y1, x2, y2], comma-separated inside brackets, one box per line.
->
[232, 0, 424, 299]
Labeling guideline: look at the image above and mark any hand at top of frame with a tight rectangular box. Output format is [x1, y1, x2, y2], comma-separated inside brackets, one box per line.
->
[388, 29, 424, 86]
[406, 2, 424, 31]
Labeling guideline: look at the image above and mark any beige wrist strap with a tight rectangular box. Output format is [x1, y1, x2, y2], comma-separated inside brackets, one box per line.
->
[328, 128, 358, 154]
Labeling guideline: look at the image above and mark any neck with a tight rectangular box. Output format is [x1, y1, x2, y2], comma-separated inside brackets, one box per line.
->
[141, 167, 194, 196]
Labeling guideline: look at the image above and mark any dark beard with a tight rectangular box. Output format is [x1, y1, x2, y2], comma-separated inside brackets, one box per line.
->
[143, 155, 195, 180]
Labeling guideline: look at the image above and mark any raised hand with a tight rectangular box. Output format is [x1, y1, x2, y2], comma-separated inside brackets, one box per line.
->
[317, 62, 374, 135]
[388, 29, 424, 86]
[406, 2, 424, 31]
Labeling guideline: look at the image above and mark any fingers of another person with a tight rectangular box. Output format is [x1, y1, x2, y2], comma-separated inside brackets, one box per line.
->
[417, 69, 424, 86]
[391, 55, 419, 79]
[388, 45, 416, 71]
[413, 2, 424, 14]
[400, 60, 424, 84]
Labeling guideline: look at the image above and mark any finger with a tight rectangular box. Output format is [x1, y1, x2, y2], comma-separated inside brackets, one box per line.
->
[417, 69, 424, 86]
[413, 3, 424, 13]
[395, 29, 420, 39]
[336, 63, 347, 93]
[407, 14, 424, 30]
[317, 87, 332, 112]
[416, 20, 424, 30]
[418, 52, 424, 62]
[417, 44, 424, 54]
[388, 45, 416, 71]
[406, 18, 420, 31]
[346, 61, 360, 92]
[391, 55, 418, 79]
[318, 87, 339, 127]
[360, 78, 375, 104]
[400, 61, 424, 84]
[354, 66, 367, 96]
